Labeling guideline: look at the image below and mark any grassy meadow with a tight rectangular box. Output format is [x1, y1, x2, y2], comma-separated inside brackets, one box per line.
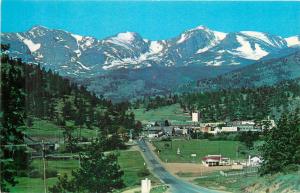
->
[132, 104, 190, 123]
[9, 150, 157, 193]
[153, 139, 245, 163]
[25, 118, 97, 141]
[117, 151, 159, 188]
[9, 159, 79, 193]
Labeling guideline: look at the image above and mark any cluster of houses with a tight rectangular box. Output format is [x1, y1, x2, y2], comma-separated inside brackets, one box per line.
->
[199, 119, 275, 135]
[143, 114, 276, 138]
[201, 154, 262, 167]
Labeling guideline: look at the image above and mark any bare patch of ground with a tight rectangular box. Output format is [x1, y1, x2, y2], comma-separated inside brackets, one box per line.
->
[163, 163, 231, 176]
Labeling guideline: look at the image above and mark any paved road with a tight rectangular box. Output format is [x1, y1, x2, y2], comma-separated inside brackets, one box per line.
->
[137, 140, 219, 193]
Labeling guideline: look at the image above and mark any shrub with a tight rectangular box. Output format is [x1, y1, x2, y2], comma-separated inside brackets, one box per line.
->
[45, 169, 58, 178]
[18, 170, 29, 177]
[282, 164, 299, 173]
[28, 168, 58, 178]
[137, 168, 150, 177]
[161, 137, 171, 141]
[28, 169, 42, 178]
[164, 143, 170, 149]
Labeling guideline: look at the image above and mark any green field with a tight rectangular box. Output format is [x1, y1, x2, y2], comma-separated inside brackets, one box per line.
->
[132, 104, 190, 123]
[118, 151, 159, 188]
[153, 139, 245, 163]
[9, 150, 157, 193]
[25, 119, 97, 141]
[9, 159, 79, 193]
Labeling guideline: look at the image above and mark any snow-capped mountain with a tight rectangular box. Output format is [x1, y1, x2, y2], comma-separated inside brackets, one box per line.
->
[2, 25, 299, 77]
[1, 25, 300, 101]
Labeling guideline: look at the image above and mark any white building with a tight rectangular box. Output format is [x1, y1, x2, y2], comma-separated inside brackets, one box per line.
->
[141, 178, 151, 193]
[208, 127, 222, 135]
[248, 156, 262, 166]
[221, 126, 238, 132]
[192, 112, 200, 122]
[148, 133, 158, 138]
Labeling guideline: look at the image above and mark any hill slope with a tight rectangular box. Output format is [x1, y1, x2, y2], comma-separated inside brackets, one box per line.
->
[191, 50, 300, 92]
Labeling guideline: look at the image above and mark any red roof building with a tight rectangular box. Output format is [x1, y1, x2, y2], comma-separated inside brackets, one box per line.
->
[202, 155, 230, 167]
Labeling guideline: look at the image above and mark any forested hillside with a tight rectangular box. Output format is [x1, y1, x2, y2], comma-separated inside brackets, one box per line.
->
[1, 44, 142, 191]
[195, 50, 300, 92]
[1, 46, 137, 138]
[180, 79, 300, 121]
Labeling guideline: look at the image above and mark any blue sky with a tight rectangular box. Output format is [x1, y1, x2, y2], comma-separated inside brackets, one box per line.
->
[2, 1, 300, 40]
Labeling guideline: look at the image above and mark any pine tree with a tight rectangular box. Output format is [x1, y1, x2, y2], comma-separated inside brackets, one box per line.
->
[50, 139, 124, 193]
[0, 50, 27, 191]
[260, 110, 300, 175]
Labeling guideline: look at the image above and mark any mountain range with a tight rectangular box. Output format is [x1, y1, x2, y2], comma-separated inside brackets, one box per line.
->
[1, 25, 300, 101]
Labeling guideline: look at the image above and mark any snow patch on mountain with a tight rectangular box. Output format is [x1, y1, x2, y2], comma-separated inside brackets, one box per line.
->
[213, 31, 227, 41]
[23, 39, 41, 52]
[114, 32, 136, 43]
[74, 50, 81, 57]
[205, 60, 225, 66]
[230, 35, 269, 60]
[197, 47, 209, 54]
[149, 41, 164, 53]
[196, 31, 227, 54]
[177, 33, 188, 44]
[16, 33, 41, 52]
[194, 25, 206, 30]
[76, 61, 90, 70]
[241, 31, 278, 47]
[285, 36, 300, 47]
[83, 37, 94, 47]
[71, 34, 83, 42]
[35, 52, 44, 59]
[29, 26, 48, 37]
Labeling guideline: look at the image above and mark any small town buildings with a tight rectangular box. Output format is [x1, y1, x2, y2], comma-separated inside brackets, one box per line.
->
[143, 125, 190, 138]
[202, 155, 230, 167]
[143, 117, 275, 138]
[200, 122, 226, 127]
[148, 133, 159, 138]
[143, 126, 162, 138]
[229, 121, 256, 131]
[162, 127, 173, 136]
[259, 117, 276, 130]
[200, 126, 221, 135]
[173, 127, 188, 135]
[222, 119, 272, 132]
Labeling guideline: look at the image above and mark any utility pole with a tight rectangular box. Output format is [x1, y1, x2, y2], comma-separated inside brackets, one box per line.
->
[42, 140, 47, 193]
[78, 154, 81, 168]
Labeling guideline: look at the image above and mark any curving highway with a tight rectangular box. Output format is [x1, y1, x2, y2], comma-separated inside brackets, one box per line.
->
[137, 140, 220, 193]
